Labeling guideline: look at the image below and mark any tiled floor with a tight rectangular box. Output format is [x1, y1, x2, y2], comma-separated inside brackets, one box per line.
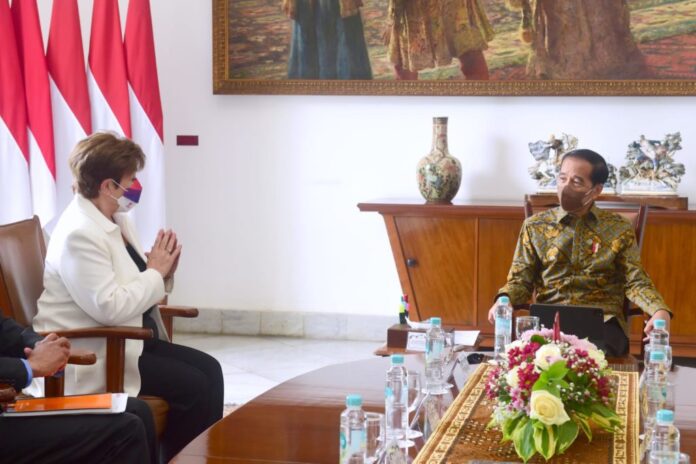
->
[175, 334, 382, 406]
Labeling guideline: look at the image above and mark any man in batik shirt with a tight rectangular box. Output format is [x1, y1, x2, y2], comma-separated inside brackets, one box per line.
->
[489, 149, 672, 356]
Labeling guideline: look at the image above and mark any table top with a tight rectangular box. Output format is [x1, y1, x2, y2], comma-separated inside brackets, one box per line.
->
[172, 356, 696, 463]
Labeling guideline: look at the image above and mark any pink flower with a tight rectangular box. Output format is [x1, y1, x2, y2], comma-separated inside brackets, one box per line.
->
[508, 342, 542, 368]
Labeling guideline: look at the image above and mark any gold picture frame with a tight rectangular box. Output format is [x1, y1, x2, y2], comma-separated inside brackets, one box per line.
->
[212, 0, 696, 96]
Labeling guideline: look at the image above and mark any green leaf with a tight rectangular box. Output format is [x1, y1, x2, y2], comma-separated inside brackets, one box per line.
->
[530, 335, 548, 345]
[532, 374, 560, 397]
[545, 360, 569, 380]
[590, 412, 613, 430]
[591, 403, 615, 417]
[556, 420, 579, 454]
[573, 414, 593, 441]
[513, 419, 537, 463]
[574, 404, 592, 417]
[486, 415, 497, 430]
[533, 424, 557, 460]
[502, 413, 525, 441]
[589, 403, 623, 432]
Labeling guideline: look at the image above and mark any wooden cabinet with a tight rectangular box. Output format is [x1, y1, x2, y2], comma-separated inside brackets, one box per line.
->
[359, 200, 696, 357]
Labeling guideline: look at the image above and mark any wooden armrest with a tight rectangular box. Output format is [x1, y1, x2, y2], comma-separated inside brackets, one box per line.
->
[39, 326, 153, 340]
[38, 327, 152, 395]
[159, 305, 198, 318]
[0, 384, 17, 403]
[68, 348, 97, 365]
[627, 308, 645, 318]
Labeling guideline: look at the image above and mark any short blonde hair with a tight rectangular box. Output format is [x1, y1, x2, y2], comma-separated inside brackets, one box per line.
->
[69, 132, 145, 199]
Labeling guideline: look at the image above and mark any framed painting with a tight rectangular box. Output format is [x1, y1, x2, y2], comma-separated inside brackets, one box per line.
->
[213, 0, 696, 96]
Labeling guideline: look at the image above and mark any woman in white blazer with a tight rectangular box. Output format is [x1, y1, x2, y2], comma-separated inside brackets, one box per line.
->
[33, 132, 223, 462]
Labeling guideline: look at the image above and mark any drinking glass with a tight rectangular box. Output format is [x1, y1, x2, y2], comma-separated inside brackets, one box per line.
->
[441, 332, 457, 390]
[406, 371, 423, 439]
[365, 412, 384, 464]
[515, 316, 540, 340]
[648, 451, 690, 464]
[424, 332, 455, 395]
[643, 381, 676, 436]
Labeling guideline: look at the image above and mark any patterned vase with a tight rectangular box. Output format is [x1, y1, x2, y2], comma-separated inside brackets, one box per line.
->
[417, 117, 462, 204]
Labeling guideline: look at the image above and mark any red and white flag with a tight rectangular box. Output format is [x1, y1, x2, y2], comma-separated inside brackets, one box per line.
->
[0, 0, 32, 225]
[88, 0, 131, 137]
[125, 0, 166, 248]
[47, 0, 91, 226]
[12, 0, 56, 227]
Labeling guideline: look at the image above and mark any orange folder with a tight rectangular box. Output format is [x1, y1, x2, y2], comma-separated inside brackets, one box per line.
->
[3, 393, 127, 417]
[13, 394, 112, 413]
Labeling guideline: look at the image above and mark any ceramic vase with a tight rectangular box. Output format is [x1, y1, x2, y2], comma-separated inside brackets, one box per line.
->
[417, 117, 462, 204]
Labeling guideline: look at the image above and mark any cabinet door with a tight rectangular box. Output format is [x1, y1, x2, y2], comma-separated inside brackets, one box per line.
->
[395, 216, 476, 326]
[477, 218, 524, 331]
[642, 219, 696, 356]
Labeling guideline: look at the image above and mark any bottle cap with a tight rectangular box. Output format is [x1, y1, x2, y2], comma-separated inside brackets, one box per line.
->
[650, 350, 666, 362]
[656, 409, 674, 425]
[499, 296, 510, 305]
[431, 317, 442, 327]
[391, 354, 404, 365]
[654, 319, 667, 330]
[346, 394, 362, 407]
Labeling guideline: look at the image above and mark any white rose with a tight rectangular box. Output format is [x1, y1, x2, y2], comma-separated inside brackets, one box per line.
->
[506, 366, 520, 388]
[534, 344, 563, 370]
[529, 390, 571, 426]
[588, 348, 608, 369]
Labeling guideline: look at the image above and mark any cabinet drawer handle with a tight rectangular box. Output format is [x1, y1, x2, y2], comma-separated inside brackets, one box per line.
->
[406, 258, 418, 267]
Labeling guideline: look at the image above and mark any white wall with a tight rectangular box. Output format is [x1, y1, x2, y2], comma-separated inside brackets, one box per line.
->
[38, 1, 696, 317]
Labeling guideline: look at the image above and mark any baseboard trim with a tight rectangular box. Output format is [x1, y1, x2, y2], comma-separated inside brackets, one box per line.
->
[173, 308, 395, 342]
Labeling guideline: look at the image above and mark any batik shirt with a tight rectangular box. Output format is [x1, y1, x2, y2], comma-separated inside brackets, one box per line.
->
[498, 205, 670, 334]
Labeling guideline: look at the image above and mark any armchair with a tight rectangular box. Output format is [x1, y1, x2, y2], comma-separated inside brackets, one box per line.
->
[0, 216, 198, 436]
[522, 195, 649, 356]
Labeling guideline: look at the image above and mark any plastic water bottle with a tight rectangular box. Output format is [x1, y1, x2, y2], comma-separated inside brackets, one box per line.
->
[340, 394, 366, 464]
[385, 354, 408, 441]
[649, 409, 680, 464]
[645, 319, 672, 369]
[641, 350, 669, 438]
[494, 296, 513, 362]
[651, 319, 670, 346]
[425, 317, 445, 392]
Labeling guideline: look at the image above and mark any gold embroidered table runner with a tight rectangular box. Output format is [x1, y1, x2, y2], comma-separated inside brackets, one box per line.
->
[414, 364, 639, 464]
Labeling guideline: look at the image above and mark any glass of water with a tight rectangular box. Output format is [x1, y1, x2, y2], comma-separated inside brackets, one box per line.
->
[365, 412, 384, 463]
[406, 371, 423, 439]
[515, 316, 540, 340]
[643, 381, 676, 437]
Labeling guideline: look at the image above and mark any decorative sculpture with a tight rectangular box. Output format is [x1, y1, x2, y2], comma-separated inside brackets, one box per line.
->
[528, 134, 618, 193]
[620, 132, 685, 195]
[528, 133, 578, 193]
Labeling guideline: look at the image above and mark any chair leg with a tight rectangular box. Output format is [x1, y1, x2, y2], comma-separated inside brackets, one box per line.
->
[45, 376, 65, 397]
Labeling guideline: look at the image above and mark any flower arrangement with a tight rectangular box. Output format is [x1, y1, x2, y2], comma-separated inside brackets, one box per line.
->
[485, 328, 622, 462]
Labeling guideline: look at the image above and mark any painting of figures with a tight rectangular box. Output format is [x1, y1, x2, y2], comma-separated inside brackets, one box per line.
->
[213, 0, 696, 94]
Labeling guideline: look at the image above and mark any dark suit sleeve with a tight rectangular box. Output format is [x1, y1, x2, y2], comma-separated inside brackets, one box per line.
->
[0, 315, 41, 388]
[0, 358, 29, 389]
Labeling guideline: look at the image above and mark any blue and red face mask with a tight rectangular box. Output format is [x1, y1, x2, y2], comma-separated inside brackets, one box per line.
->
[111, 178, 143, 212]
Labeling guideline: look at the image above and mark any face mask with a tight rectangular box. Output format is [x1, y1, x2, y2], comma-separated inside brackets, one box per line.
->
[559, 184, 593, 213]
[109, 178, 143, 212]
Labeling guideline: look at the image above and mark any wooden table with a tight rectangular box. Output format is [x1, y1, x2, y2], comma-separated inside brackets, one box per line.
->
[172, 357, 696, 463]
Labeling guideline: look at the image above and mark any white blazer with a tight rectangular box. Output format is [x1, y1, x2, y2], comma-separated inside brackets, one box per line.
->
[31, 194, 170, 397]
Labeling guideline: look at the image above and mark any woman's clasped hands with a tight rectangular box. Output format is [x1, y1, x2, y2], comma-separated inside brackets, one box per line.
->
[146, 229, 182, 279]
